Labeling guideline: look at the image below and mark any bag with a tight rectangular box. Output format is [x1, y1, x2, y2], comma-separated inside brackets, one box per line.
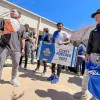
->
[86, 61, 100, 99]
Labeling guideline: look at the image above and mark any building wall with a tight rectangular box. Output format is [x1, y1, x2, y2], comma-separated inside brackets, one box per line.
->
[0, 1, 73, 36]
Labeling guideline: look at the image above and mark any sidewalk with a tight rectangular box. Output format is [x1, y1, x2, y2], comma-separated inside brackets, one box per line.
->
[0, 59, 92, 100]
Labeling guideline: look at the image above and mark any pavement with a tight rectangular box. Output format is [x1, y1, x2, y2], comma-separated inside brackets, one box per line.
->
[0, 59, 92, 100]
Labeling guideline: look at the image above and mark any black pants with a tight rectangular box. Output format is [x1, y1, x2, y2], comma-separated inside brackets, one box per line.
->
[52, 63, 62, 77]
[19, 41, 30, 68]
[81, 60, 85, 75]
[36, 60, 47, 72]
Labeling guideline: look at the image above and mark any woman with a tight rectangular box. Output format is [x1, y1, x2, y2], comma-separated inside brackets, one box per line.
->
[33, 28, 50, 76]
[76, 42, 86, 76]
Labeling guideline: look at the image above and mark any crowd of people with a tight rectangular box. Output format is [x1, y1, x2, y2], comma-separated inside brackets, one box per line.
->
[0, 8, 100, 100]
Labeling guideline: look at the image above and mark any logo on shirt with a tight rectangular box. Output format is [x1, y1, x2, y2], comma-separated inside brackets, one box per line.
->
[43, 48, 51, 56]
[89, 70, 100, 75]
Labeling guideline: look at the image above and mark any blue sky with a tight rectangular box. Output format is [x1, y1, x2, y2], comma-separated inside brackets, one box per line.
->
[8, 0, 100, 30]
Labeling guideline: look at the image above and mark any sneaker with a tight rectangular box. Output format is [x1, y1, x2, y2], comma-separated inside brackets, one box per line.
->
[74, 92, 87, 100]
[33, 68, 39, 72]
[81, 94, 87, 100]
[51, 76, 59, 84]
[24, 67, 27, 70]
[41, 72, 46, 76]
[10, 79, 19, 87]
[47, 74, 55, 81]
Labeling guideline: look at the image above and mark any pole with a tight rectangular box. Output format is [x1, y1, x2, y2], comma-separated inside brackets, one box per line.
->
[36, 17, 41, 48]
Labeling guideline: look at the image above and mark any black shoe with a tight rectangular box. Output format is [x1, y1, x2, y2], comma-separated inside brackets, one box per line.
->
[33, 68, 39, 72]
[24, 67, 27, 70]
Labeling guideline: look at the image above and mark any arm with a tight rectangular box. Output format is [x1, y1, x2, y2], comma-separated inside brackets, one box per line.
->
[27, 31, 36, 41]
[21, 37, 25, 56]
[0, 20, 5, 36]
[85, 31, 93, 61]
[87, 31, 93, 55]
[0, 30, 4, 36]
[62, 38, 70, 45]
[61, 32, 71, 45]
[20, 26, 26, 56]
[47, 34, 51, 42]
[27, 36, 33, 41]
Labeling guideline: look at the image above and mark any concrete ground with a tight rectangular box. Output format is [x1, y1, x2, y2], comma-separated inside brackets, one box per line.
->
[0, 59, 92, 100]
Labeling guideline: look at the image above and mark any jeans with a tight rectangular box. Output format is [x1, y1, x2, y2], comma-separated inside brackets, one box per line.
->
[76, 56, 84, 73]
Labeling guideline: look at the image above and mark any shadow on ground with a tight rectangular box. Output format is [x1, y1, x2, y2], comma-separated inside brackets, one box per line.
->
[35, 89, 75, 100]
[68, 76, 82, 87]
[11, 91, 24, 100]
[4, 63, 12, 67]
[19, 68, 48, 82]
[0, 79, 10, 84]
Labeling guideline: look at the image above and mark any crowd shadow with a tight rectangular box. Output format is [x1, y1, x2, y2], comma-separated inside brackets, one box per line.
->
[4, 63, 12, 67]
[0, 79, 10, 84]
[19, 68, 48, 82]
[68, 76, 82, 87]
[62, 70, 75, 75]
[11, 91, 24, 100]
[35, 89, 75, 100]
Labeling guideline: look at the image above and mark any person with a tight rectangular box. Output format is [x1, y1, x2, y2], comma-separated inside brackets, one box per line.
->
[19, 24, 33, 70]
[47, 22, 71, 84]
[76, 42, 86, 76]
[30, 31, 37, 64]
[74, 9, 100, 100]
[0, 8, 26, 87]
[34, 28, 50, 76]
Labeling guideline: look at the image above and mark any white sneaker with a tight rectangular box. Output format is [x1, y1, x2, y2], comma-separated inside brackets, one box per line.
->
[41, 72, 46, 76]
[10, 79, 19, 87]
[81, 94, 87, 100]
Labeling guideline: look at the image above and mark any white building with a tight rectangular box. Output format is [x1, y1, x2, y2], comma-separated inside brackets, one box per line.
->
[0, 0, 73, 38]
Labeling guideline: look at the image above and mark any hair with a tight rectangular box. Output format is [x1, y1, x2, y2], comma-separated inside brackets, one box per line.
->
[24, 24, 29, 27]
[57, 22, 63, 26]
[11, 8, 21, 16]
[43, 28, 49, 33]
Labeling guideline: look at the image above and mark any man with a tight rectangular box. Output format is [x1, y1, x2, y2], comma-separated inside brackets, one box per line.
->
[34, 28, 50, 76]
[19, 24, 33, 70]
[74, 9, 100, 100]
[0, 8, 26, 87]
[47, 22, 71, 84]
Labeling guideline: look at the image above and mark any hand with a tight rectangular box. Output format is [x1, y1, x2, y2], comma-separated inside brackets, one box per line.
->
[3, 27, 13, 34]
[58, 41, 63, 45]
[21, 49, 25, 56]
[26, 34, 29, 38]
[0, 30, 4, 35]
[85, 54, 90, 61]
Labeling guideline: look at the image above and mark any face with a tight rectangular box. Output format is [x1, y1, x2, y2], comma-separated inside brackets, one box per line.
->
[10, 9, 20, 19]
[57, 24, 63, 32]
[25, 25, 29, 31]
[95, 13, 100, 24]
[43, 29, 46, 34]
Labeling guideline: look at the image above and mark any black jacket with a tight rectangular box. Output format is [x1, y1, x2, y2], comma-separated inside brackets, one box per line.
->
[87, 24, 100, 54]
